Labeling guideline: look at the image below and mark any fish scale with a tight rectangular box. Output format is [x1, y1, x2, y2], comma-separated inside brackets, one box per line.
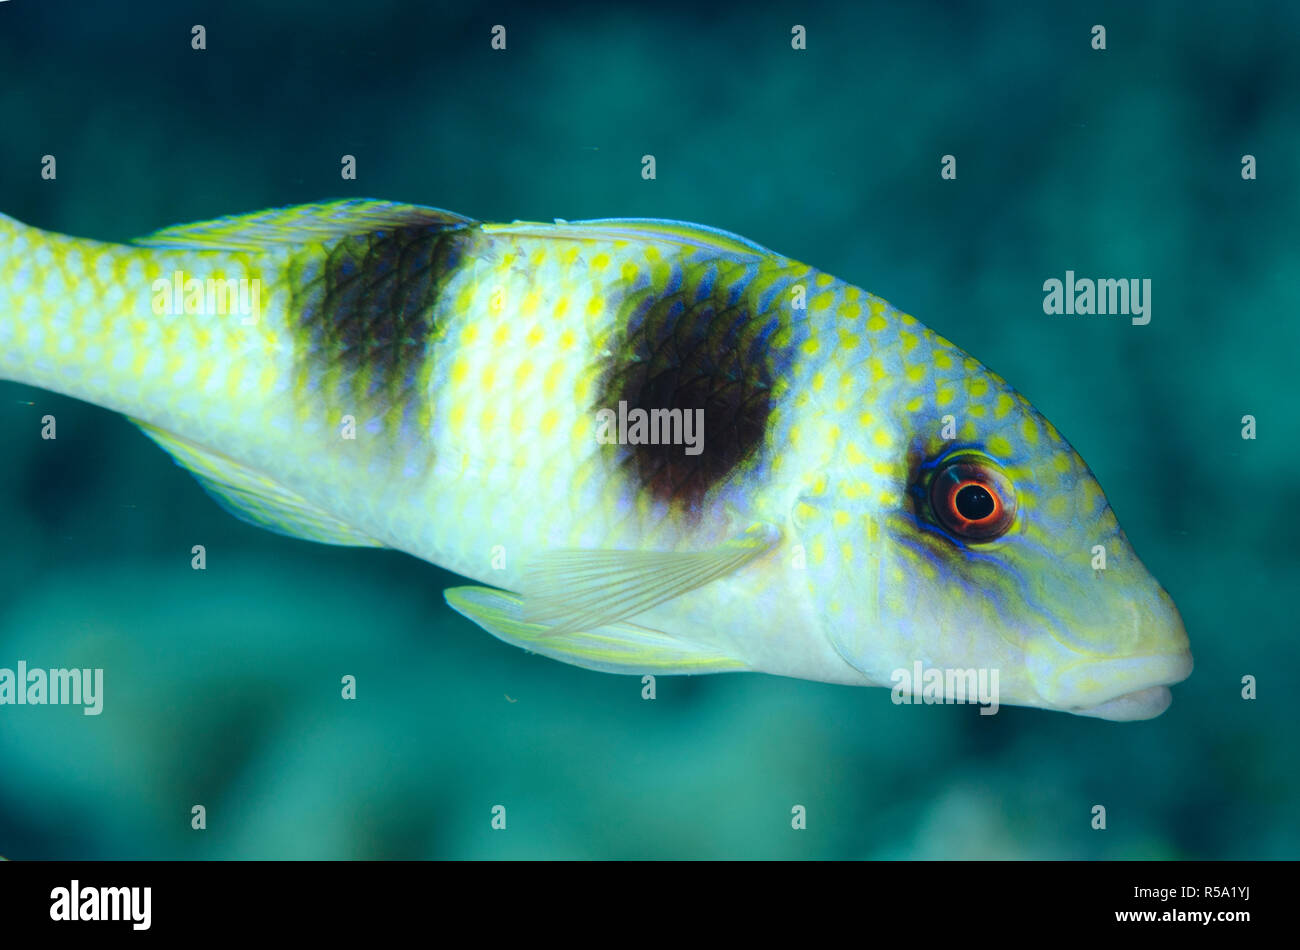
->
[0, 199, 1192, 718]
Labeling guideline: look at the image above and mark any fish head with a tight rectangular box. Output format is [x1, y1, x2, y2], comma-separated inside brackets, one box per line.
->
[803, 296, 1191, 719]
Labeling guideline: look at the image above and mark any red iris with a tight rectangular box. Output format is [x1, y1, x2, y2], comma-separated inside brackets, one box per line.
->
[929, 458, 1016, 541]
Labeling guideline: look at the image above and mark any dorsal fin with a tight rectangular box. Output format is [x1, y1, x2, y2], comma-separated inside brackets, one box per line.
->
[481, 217, 775, 258]
[133, 199, 475, 252]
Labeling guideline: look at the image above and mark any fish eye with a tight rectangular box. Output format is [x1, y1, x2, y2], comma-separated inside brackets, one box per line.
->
[928, 455, 1017, 541]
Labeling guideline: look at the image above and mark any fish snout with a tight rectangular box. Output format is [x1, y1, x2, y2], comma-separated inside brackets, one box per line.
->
[1028, 592, 1193, 720]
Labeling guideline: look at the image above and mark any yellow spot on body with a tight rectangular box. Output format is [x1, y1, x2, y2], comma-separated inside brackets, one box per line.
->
[988, 435, 1013, 458]
[543, 361, 564, 396]
[1054, 453, 1072, 473]
[590, 253, 610, 270]
[832, 510, 851, 529]
[934, 350, 953, 370]
[905, 364, 925, 384]
[539, 409, 559, 436]
[1021, 416, 1039, 445]
[905, 396, 924, 413]
[1081, 479, 1103, 513]
[994, 393, 1015, 419]
[800, 337, 820, 357]
[866, 313, 888, 333]
[969, 377, 989, 398]
[811, 291, 835, 311]
[450, 357, 469, 386]
[872, 428, 892, 449]
[493, 324, 509, 347]
[845, 442, 867, 466]
[521, 289, 542, 317]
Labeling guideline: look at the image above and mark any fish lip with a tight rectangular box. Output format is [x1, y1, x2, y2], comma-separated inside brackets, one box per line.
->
[1050, 650, 1193, 720]
[1070, 684, 1173, 721]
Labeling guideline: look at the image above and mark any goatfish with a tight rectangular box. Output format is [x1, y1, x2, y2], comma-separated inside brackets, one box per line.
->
[0, 199, 1192, 719]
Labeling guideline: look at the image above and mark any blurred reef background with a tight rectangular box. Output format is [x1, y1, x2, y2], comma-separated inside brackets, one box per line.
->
[0, 0, 1296, 857]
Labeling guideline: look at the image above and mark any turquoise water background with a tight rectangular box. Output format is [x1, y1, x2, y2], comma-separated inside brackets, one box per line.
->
[0, 1, 1296, 858]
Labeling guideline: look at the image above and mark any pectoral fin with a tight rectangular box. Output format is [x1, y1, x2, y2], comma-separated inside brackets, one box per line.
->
[518, 522, 780, 636]
[445, 586, 747, 674]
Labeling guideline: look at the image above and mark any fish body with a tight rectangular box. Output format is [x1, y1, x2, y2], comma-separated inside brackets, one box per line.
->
[0, 200, 1192, 718]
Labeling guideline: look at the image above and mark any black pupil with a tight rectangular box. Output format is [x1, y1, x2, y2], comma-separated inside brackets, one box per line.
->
[955, 484, 995, 521]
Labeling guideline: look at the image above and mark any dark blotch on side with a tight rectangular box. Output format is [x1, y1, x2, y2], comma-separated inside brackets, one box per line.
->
[600, 259, 792, 512]
[289, 223, 471, 410]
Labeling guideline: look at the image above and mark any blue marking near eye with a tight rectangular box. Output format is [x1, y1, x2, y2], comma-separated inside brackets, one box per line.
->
[920, 443, 994, 472]
[903, 508, 973, 552]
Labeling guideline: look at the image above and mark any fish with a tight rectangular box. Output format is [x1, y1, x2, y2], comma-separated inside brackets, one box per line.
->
[0, 199, 1192, 719]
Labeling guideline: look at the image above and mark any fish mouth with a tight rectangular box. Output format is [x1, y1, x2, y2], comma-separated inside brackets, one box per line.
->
[1071, 684, 1173, 721]
[1048, 651, 1194, 721]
